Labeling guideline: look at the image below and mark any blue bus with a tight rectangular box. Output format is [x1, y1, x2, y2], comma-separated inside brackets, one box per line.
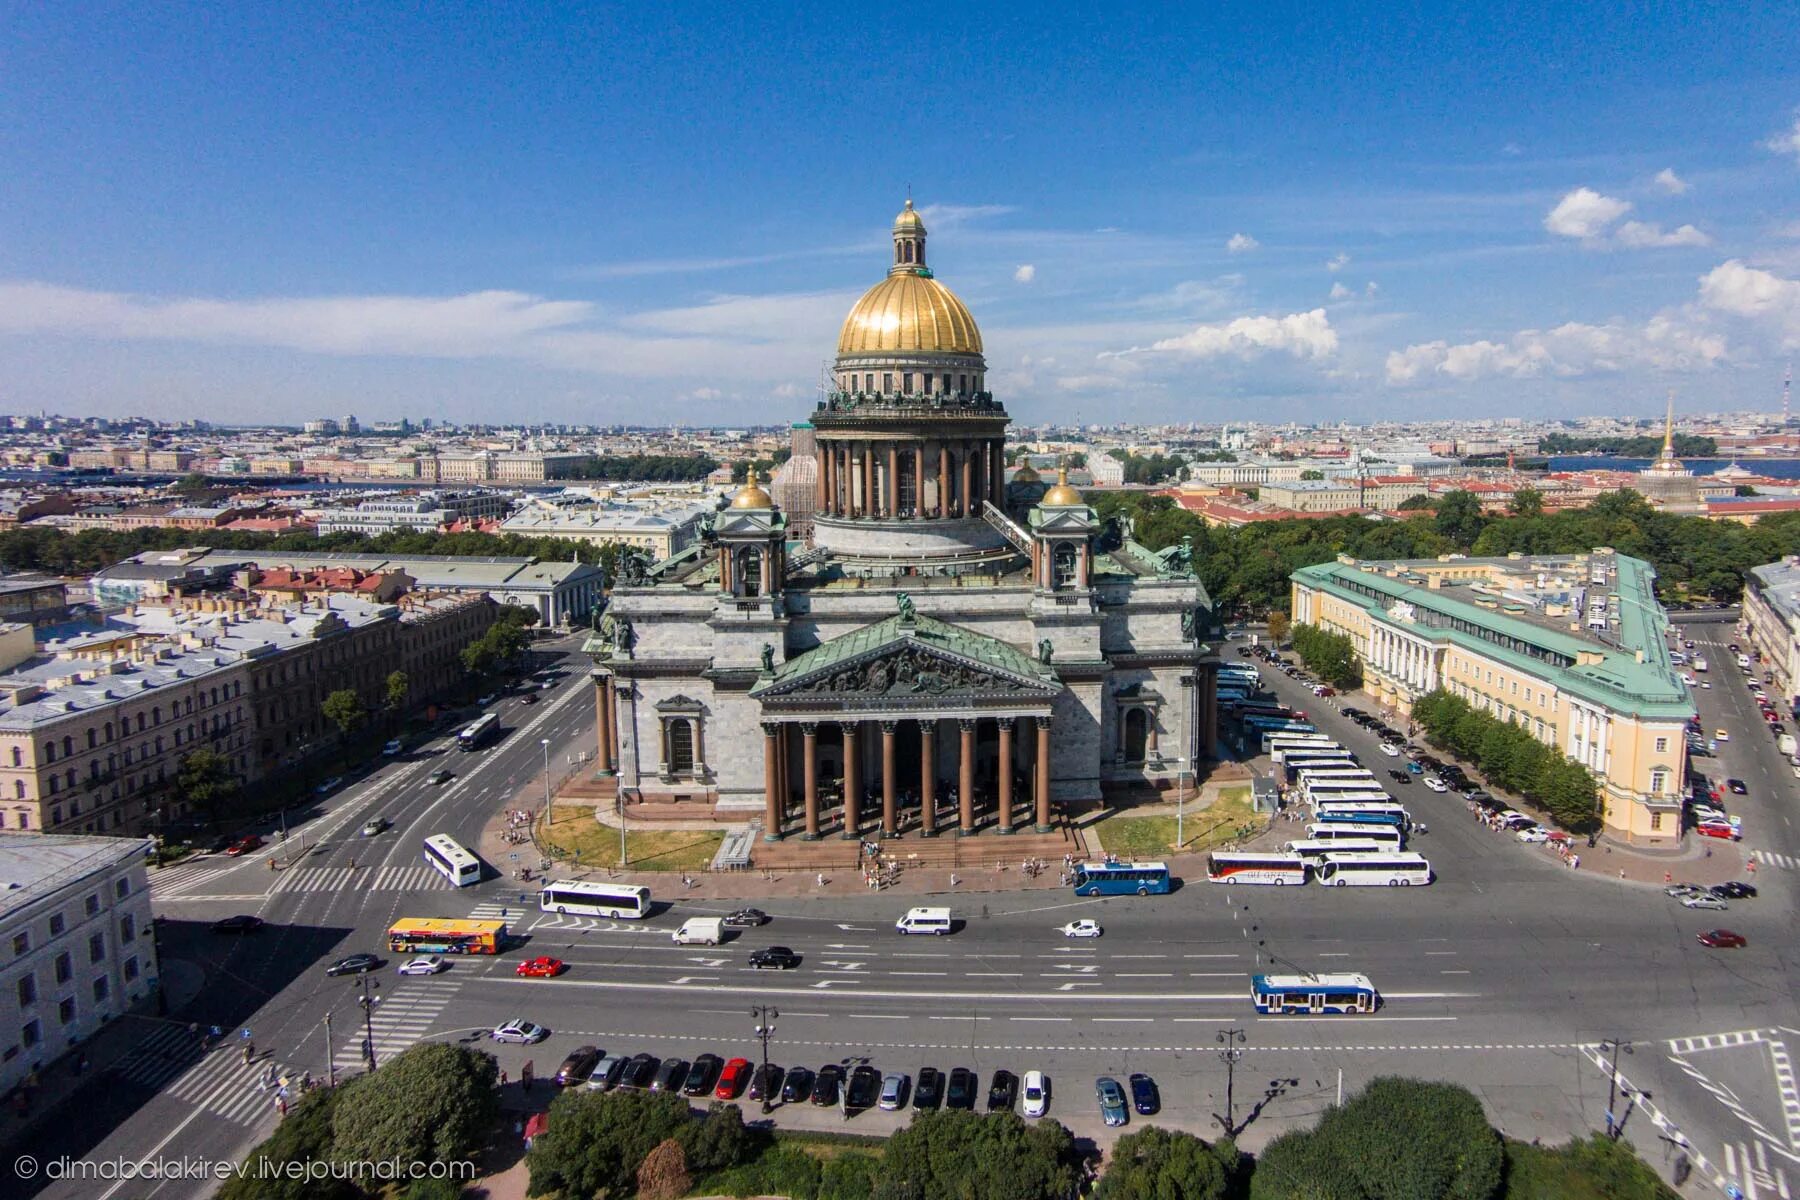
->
[1314, 809, 1409, 831]
[1244, 718, 1315, 737]
[1251, 972, 1379, 1015]
[1072, 861, 1172, 896]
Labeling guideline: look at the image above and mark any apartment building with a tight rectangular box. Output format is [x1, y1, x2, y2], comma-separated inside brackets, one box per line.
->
[313, 490, 513, 536]
[1291, 550, 1693, 846]
[1742, 558, 1800, 714]
[497, 498, 710, 558]
[0, 834, 155, 1095]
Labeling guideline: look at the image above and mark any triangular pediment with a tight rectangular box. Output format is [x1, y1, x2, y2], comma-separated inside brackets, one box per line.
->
[751, 613, 1060, 708]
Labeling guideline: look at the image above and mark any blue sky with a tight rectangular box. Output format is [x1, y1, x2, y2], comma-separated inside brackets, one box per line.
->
[3, 2, 1799, 427]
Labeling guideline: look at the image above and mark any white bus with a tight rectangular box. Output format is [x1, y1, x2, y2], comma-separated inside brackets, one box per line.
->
[422, 834, 483, 887]
[1304, 823, 1405, 848]
[457, 713, 501, 751]
[1205, 852, 1308, 885]
[539, 879, 652, 919]
[1312, 800, 1412, 820]
[1301, 777, 1384, 802]
[1296, 765, 1380, 786]
[1265, 734, 1341, 759]
[1314, 851, 1433, 886]
[1282, 753, 1359, 779]
[1282, 837, 1391, 861]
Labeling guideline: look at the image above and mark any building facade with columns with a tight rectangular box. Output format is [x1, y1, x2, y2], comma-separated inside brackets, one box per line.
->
[588, 202, 1221, 844]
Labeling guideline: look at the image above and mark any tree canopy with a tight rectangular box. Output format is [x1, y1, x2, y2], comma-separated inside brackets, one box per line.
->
[1291, 623, 1362, 689]
[1095, 1127, 1239, 1200]
[1412, 689, 1600, 830]
[870, 1109, 1079, 1200]
[330, 1042, 499, 1171]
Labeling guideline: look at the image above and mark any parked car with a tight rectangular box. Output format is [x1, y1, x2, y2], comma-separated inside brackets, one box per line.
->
[1377, 743, 1401, 757]
[1697, 929, 1747, 948]
[515, 956, 565, 978]
[326, 953, 382, 976]
[1021, 1070, 1049, 1118]
[945, 1067, 977, 1110]
[1096, 1076, 1129, 1126]
[313, 776, 343, 796]
[723, 908, 769, 928]
[1129, 1072, 1161, 1115]
[224, 835, 264, 857]
[490, 1018, 548, 1045]
[780, 1066, 814, 1104]
[651, 1058, 689, 1092]
[397, 955, 447, 976]
[211, 914, 264, 934]
[682, 1054, 724, 1097]
[619, 1053, 659, 1089]
[879, 1071, 911, 1111]
[913, 1066, 944, 1109]
[749, 946, 801, 970]
[382, 739, 404, 756]
[747, 1061, 783, 1102]
[987, 1069, 1018, 1112]
[555, 1046, 601, 1087]
[585, 1055, 627, 1091]
[1712, 881, 1757, 899]
[1664, 883, 1706, 899]
[1696, 822, 1740, 841]
[1423, 776, 1448, 792]
[810, 1064, 845, 1106]
[847, 1065, 882, 1110]
[1517, 828, 1550, 843]
[1681, 895, 1729, 910]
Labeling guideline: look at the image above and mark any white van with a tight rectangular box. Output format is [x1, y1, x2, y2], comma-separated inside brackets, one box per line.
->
[895, 907, 953, 936]
[1737, 654, 1753, 670]
[672, 917, 724, 945]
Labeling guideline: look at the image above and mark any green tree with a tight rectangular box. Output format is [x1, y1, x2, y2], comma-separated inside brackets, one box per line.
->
[1095, 1127, 1234, 1200]
[320, 689, 367, 740]
[171, 472, 215, 495]
[1434, 489, 1488, 548]
[176, 748, 239, 826]
[683, 1101, 763, 1173]
[1300, 469, 1326, 481]
[1508, 487, 1545, 517]
[330, 1042, 499, 1172]
[871, 1109, 1078, 1200]
[216, 1088, 358, 1200]
[526, 1088, 691, 1200]
[1396, 494, 1434, 511]
[1265, 611, 1291, 644]
[383, 670, 410, 715]
[1290, 623, 1362, 690]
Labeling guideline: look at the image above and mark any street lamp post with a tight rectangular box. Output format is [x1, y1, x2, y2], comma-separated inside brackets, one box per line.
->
[1600, 1038, 1633, 1139]
[750, 1005, 779, 1114]
[323, 1012, 336, 1088]
[541, 738, 552, 828]
[357, 976, 381, 1072]
[1214, 1027, 1247, 1137]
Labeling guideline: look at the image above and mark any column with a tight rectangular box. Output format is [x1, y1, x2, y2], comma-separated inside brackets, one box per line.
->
[835, 447, 846, 516]
[606, 683, 621, 767]
[761, 723, 782, 841]
[915, 444, 927, 518]
[996, 718, 1015, 834]
[1147, 712, 1160, 759]
[595, 679, 614, 775]
[919, 720, 937, 836]
[1034, 714, 1053, 832]
[960, 443, 973, 518]
[880, 721, 898, 835]
[840, 720, 860, 838]
[801, 723, 820, 839]
[957, 718, 976, 835]
[760, 550, 772, 596]
[816, 445, 829, 512]
[886, 444, 899, 519]
[943, 440, 957, 518]
[862, 445, 875, 517]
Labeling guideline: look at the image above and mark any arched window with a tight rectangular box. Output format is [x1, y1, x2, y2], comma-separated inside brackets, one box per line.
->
[667, 720, 695, 775]
[13, 781, 23, 800]
[9, 747, 18, 768]
[1123, 709, 1148, 763]
[62, 736, 73, 758]
[1053, 544, 1079, 589]
[87, 730, 96, 750]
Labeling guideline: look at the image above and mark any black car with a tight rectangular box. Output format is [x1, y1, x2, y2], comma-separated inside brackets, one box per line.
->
[749, 946, 801, 970]
[1711, 881, 1758, 899]
[987, 1069, 1018, 1112]
[748, 1062, 784, 1102]
[945, 1067, 977, 1110]
[1388, 769, 1411, 784]
[555, 1045, 601, 1087]
[651, 1057, 689, 1092]
[211, 915, 264, 934]
[620, 1053, 659, 1089]
[1727, 779, 1748, 795]
[682, 1053, 724, 1097]
[723, 908, 769, 928]
[326, 953, 382, 976]
[1129, 1072, 1160, 1115]
[781, 1066, 814, 1104]
[913, 1066, 944, 1109]
[846, 1064, 882, 1110]
[810, 1064, 845, 1106]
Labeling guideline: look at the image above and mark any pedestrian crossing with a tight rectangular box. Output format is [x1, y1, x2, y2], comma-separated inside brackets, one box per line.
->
[1723, 1140, 1792, 1199]
[108, 1023, 304, 1128]
[1670, 1028, 1769, 1056]
[148, 859, 234, 898]
[272, 864, 442, 894]
[331, 977, 463, 1073]
[467, 900, 517, 921]
[1752, 849, 1798, 871]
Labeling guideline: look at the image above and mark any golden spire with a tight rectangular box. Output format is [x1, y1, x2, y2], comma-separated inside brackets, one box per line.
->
[1662, 389, 1676, 459]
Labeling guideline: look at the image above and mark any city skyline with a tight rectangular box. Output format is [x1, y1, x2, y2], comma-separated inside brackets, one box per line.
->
[3, 6, 1799, 426]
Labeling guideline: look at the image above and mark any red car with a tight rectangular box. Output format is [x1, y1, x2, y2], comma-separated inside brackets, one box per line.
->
[1697, 929, 1747, 948]
[715, 1057, 752, 1099]
[514, 956, 565, 978]
[1695, 822, 1740, 841]
[224, 835, 263, 857]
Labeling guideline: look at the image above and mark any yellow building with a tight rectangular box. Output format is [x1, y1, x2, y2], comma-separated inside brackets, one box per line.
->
[1291, 550, 1692, 847]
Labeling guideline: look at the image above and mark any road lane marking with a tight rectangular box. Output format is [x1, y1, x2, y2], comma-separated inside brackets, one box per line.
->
[1012, 1017, 1071, 1022]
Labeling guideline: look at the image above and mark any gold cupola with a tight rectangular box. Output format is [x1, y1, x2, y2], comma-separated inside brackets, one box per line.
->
[1012, 461, 1042, 483]
[1040, 466, 1083, 507]
[835, 199, 984, 358]
[730, 469, 774, 509]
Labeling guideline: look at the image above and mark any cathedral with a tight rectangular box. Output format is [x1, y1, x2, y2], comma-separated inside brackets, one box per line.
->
[588, 201, 1221, 846]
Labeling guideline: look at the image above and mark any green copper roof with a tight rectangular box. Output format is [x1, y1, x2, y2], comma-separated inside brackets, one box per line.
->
[1291, 556, 1694, 721]
[751, 610, 1056, 697]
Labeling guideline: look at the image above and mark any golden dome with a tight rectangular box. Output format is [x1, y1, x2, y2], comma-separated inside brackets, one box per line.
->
[730, 470, 774, 509]
[837, 272, 983, 356]
[1012, 461, 1041, 483]
[893, 198, 925, 232]
[1040, 466, 1083, 507]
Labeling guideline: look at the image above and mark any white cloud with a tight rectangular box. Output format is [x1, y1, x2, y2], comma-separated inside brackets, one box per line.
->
[1106, 309, 1338, 362]
[1544, 187, 1633, 239]
[1328, 282, 1352, 300]
[1014, 264, 1037, 283]
[688, 386, 723, 401]
[1386, 317, 1727, 384]
[1226, 233, 1260, 254]
[1653, 168, 1689, 195]
[1765, 115, 1800, 162]
[1365, 281, 1380, 296]
[1614, 220, 1711, 248]
[1697, 260, 1800, 348]
[1326, 252, 1350, 272]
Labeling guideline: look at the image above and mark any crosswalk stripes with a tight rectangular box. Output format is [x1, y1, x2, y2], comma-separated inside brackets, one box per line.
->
[1669, 1028, 1768, 1056]
[331, 978, 463, 1072]
[108, 1024, 304, 1128]
[1766, 1037, 1800, 1149]
[271, 865, 442, 894]
[466, 901, 515, 921]
[1722, 1141, 1792, 1199]
[1753, 849, 1798, 870]
[148, 859, 232, 896]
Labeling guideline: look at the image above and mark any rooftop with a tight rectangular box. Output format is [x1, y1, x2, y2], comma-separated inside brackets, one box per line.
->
[0, 833, 149, 921]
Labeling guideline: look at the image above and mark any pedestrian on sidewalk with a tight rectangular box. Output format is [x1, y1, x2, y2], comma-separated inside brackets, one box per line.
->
[816, 872, 825, 888]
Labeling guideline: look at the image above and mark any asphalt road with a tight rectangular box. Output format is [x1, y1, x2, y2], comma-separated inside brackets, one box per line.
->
[16, 624, 1800, 1200]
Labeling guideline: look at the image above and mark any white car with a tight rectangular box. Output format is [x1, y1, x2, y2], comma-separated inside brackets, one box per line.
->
[1021, 1069, 1048, 1118]
[1422, 776, 1448, 792]
[398, 956, 447, 976]
[1701, 682, 1712, 689]
[1377, 743, 1401, 757]
[1516, 828, 1549, 843]
[1059, 919, 1103, 939]
[1690, 805, 1727, 823]
[490, 1018, 548, 1044]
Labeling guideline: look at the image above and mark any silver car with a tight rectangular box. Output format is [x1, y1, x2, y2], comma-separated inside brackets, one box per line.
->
[878, 1072, 909, 1110]
[1680, 895, 1729, 911]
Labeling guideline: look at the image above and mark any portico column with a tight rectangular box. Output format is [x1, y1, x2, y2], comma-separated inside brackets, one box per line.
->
[840, 720, 860, 839]
[996, 717, 1015, 834]
[957, 718, 976, 835]
[835, 447, 846, 516]
[886, 444, 899, 519]
[761, 722, 782, 841]
[938, 444, 950, 516]
[1034, 714, 1053, 832]
[880, 721, 898, 835]
[863, 445, 875, 517]
[801, 723, 820, 839]
[960, 443, 973, 518]
[919, 720, 937, 836]
[594, 678, 614, 775]
[915, 444, 927, 518]
[606, 683, 621, 767]
[817, 445, 829, 512]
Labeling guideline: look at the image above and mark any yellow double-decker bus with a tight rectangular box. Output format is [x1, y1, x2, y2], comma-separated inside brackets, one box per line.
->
[386, 918, 508, 955]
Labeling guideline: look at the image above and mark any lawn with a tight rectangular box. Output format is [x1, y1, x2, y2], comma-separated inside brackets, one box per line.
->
[539, 804, 722, 872]
[1095, 784, 1263, 856]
